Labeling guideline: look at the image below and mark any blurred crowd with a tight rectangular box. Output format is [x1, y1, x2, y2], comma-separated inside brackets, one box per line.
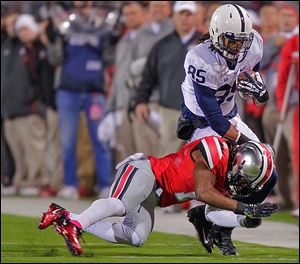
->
[1, 1, 299, 216]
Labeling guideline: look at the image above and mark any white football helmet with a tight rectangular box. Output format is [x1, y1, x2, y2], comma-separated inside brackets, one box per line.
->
[226, 141, 274, 199]
[209, 4, 254, 62]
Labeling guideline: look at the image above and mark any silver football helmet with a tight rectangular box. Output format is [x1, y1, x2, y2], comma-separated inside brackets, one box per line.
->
[209, 4, 254, 62]
[226, 141, 274, 199]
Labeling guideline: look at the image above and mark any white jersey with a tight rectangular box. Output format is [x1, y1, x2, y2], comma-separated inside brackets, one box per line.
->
[181, 30, 263, 117]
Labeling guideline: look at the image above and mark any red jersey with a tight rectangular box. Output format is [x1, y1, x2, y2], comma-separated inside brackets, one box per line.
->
[148, 136, 230, 207]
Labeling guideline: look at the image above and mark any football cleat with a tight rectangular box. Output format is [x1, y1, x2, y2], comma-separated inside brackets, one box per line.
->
[212, 225, 239, 256]
[187, 205, 214, 253]
[53, 218, 83, 256]
[38, 203, 69, 230]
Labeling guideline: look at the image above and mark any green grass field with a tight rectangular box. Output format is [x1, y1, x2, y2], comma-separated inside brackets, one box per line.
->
[265, 210, 299, 225]
[1, 214, 298, 263]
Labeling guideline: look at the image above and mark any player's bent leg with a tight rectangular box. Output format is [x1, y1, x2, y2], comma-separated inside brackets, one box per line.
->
[204, 206, 240, 256]
[86, 201, 155, 247]
[109, 159, 157, 213]
[71, 198, 125, 230]
[211, 225, 238, 256]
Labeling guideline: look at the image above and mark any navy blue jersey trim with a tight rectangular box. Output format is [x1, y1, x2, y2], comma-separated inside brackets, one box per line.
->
[233, 4, 245, 32]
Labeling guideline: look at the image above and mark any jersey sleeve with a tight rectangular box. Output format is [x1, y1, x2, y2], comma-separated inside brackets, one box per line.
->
[184, 48, 219, 90]
[197, 136, 225, 173]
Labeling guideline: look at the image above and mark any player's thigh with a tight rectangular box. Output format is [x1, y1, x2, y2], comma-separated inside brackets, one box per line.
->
[109, 159, 157, 212]
[190, 127, 219, 142]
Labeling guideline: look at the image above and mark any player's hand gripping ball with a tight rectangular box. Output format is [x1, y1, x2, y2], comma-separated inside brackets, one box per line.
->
[236, 69, 269, 105]
[236, 69, 257, 100]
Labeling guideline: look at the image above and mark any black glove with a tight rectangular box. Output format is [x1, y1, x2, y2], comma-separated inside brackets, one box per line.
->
[237, 71, 269, 105]
[234, 202, 279, 218]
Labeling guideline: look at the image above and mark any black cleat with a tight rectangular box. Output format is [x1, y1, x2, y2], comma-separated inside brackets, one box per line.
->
[212, 225, 238, 256]
[187, 205, 214, 253]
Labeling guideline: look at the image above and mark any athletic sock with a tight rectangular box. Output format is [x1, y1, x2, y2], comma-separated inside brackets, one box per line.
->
[86, 221, 118, 243]
[70, 198, 126, 230]
[205, 209, 244, 227]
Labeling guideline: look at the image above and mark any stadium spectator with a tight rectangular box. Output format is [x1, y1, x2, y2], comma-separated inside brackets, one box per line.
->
[134, 1, 202, 157]
[261, 4, 299, 209]
[133, 1, 201, 213]
[1, 14, 50, 196]
[195, 2, 207, 33]
[275, 34, 299, 217]
[203, 2, 221, 32]
[1, 10, 19, 194]
[52, 1, 113, 199]
[243, 3, 280, 145]
[102, 1, 148, 163]
[36, 16, 64, 197]
[127, 1, 173, 158]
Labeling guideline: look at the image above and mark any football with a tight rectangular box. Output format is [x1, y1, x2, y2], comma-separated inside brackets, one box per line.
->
[236, 69, 257, 100]
[236, 69, 257, 83]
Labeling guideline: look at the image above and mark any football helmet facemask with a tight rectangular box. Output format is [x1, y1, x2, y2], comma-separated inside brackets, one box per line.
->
[226, 141, 274, 200]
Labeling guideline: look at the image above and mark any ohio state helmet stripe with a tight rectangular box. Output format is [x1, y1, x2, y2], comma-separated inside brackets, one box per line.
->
[251, 141, 273, 186]
[233, 4, 245, 32]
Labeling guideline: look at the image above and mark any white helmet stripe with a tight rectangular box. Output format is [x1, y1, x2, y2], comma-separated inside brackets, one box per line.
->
[250, 141, 267, 186]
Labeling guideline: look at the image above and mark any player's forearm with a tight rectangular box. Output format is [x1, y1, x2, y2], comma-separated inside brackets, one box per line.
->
[223, 125, 239, 141]
[224, 125, 251, 144]
[195, 186, 238, 212]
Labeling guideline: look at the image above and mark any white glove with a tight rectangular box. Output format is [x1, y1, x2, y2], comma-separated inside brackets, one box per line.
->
[115, 152, 146, 169]
[98, 111, 123, 147]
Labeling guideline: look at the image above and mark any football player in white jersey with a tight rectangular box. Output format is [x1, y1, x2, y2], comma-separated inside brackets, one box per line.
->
[177, 4, 279, 256]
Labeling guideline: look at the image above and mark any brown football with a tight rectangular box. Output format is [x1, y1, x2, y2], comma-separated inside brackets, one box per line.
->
[237, 69, 257, 83]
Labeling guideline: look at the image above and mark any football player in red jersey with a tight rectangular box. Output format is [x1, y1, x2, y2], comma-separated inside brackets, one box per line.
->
[38, 136, 278, 256]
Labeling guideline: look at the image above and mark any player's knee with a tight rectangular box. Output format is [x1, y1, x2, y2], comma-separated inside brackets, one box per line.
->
[131, 231, 146, 247]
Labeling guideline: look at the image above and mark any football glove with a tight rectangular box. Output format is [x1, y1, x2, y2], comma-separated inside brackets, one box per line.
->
[237, 72, 269, 105]
[234, 202, 279, 218]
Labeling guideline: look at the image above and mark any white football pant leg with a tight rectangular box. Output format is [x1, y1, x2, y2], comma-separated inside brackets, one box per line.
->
[86, 202, 154, 247]
[205, 205, 245, 228]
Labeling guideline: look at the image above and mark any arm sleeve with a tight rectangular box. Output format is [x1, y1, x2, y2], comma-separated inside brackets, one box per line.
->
[193, 81, 231, 136]
[134, 42, 159, 105]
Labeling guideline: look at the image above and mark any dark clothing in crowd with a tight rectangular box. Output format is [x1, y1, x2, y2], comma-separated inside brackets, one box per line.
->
[1, 37, 55, 119]
[134, 30, 202, 110]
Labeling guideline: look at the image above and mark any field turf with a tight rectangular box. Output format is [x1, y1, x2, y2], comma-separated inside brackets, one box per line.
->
[1, 214, 298, 263]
